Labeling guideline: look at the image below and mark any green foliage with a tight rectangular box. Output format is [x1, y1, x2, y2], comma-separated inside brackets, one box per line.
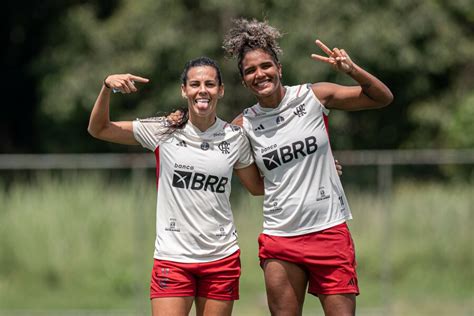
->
[34, 0, 474, 152]
[446, 92, 474, 147]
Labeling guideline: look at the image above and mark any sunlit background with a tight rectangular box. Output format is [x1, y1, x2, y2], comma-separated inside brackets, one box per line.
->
[2, 0, 473, 315]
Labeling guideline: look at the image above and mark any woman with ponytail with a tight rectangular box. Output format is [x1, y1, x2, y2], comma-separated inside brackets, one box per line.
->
[88, 56, 262, 316]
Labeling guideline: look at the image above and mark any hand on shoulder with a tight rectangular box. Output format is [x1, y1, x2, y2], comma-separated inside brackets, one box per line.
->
[231, 113, 244, 127]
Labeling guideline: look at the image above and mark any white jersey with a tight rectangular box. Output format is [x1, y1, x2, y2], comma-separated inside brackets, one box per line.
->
[242, 84, 352, 236]
[133, 117, 253, 263]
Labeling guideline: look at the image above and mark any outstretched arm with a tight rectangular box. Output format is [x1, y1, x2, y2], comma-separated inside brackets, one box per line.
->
[310, 40, 393, 111]
[88, 74, 149, 145]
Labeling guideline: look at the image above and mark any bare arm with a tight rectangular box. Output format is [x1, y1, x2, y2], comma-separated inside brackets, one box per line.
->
[87, 74, 149, 145]
[229, 115, 264, 195]
[310, 40, 393, 111]
[235, 163, 264, 196]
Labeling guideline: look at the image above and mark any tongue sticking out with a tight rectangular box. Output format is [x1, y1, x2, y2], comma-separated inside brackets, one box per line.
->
[195, 99, 209, 110]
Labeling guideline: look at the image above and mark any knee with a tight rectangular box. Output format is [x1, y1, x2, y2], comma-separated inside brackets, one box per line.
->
[267, 295, 303, 316]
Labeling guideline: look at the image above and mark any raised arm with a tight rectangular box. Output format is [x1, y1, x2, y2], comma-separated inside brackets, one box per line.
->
[310, 40, 393, 111]
[87, 74, 149, 145]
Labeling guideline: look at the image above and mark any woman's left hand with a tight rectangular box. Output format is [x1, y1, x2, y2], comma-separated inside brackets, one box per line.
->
[311, 40, 355, 74]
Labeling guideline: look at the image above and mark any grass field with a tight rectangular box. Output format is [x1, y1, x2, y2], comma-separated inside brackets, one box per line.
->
[0, 171, 472, 315]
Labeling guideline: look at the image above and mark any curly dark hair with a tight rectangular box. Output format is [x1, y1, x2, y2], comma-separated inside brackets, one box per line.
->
[222, 18, 283, 77]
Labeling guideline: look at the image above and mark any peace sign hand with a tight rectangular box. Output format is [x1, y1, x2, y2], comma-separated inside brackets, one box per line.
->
[311, 40, 355, 74]
[104, 74, 149, 94]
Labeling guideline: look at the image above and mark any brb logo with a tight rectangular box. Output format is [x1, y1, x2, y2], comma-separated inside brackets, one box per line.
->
[262, 136, 318, 170]
[172, 170, 228, 193]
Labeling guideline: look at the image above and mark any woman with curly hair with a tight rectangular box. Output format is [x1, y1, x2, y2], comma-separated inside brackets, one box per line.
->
[223, 18, 393, 316]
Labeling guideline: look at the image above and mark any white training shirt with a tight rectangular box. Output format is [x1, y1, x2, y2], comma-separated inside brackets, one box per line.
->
[242, 84, 352, 236]
[133, 117, 254, 263]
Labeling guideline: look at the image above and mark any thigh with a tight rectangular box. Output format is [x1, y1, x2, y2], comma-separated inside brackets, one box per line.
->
[318, 293, 356, 316]
[197, 250, 241, 301]
[195, 297, 234, 316]
[263, 259, 308, 316]
[151, 296, 194, 316]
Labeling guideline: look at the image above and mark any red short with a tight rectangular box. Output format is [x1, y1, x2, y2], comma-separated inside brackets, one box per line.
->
[258, 223, 359, 296]
[150, 250, 240, 301]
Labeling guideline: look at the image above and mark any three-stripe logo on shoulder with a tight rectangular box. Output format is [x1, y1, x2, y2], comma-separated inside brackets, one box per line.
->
[254, 124, 265, 131]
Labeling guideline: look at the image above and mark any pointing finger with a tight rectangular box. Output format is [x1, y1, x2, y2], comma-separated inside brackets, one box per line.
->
[315, 39, 333, 56]
[129, 75, 150, 83]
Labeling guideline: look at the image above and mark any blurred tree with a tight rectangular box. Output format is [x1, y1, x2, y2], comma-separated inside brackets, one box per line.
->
[34, 0, 266, 152]
[269, 0, 474, 149]
[5, 0, 474, 152]
[2, 0, 118, 153]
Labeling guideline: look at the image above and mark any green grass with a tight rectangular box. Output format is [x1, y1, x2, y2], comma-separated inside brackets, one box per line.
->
[0, 172, 472, 315]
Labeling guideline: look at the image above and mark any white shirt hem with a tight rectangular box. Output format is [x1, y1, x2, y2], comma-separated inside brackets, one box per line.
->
[262, 217, 351, 237]
[153, 245, 240, 263]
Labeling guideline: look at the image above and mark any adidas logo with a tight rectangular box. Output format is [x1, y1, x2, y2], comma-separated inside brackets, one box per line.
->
[254, 124, 265, 131]
[176, 140, 187, 147]
[347, 278, 356, 286]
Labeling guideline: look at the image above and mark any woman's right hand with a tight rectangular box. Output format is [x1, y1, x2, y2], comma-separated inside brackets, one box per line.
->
[104, 74, 149, 93]
[335, 159, 343, 176]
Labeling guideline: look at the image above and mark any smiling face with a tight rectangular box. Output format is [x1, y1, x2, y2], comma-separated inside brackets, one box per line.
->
[241, 48, 284, 107]
[181, 66, 224, 119]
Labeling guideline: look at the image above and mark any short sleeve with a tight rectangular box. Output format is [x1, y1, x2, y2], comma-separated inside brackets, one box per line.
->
[234, 133, 254, 169]
[132, 117, 170, 151]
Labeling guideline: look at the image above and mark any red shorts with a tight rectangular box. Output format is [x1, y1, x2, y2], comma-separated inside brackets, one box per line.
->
[258, 223, 359, 296]
[150, 250, 240, 301]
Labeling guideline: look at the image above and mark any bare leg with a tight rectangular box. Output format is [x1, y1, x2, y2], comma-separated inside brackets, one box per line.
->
[151, 297, 194, 316]
[318, 294, 355, 316]
[263, 259, 308, 316]
[195, 297, 234, 316]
